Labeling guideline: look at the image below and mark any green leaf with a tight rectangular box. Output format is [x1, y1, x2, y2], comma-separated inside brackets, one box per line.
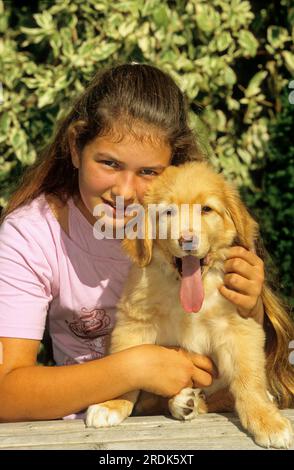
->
[10, 127, 27, 153]
[0, 8, 8, 33]
[223, 66, 237, 86]
[37, 88, 56, 108]
[196, 4, 220, 33]
[227, 97, 240, 111]
[93, 1, 108, 12]
[114, 0, 142, 15]
[20, 27, 46, 45]
[94, 42, 118, 61]
[34, 11, 55, 31]
[141, 0, 158, 17]
[238, 30, 258, 56]
[267, 26, 290, 49]
[282, 51, 294, 74]
[49, 33, 62, 58]
[215, 110, 227, 132]
[54, 74, 68, 90]
[152, 5, 170, 29]
[237, 148, 252, 165]
[0, 112, 10, 135]
[118, 20, 137, 38]
[11, 130, 21, 149]
[216, 32, 232, 52]
[78, 41, 95, 57]
[245, 71, 268, 98]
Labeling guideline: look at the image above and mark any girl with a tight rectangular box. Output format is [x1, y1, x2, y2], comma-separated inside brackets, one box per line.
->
[0, 63, 292, 422]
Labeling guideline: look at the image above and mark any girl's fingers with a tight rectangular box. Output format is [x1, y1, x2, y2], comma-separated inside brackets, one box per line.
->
[224, 247, 264, 288]
[220, 247, 265, 320]
[218, 285, 258, 314]
[224, 258, 259, 281]
[189, 353, 218, 378]
[226, 246, 264, 269]
[191, 368, 214, 388]
[223, 273, 261, 296]
[171, 348, 218, 377]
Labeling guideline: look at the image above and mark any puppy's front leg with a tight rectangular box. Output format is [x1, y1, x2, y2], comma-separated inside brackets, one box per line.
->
[228, 322, 293, 449]
[86, 390, 140, 428]
[86, 320, 156, 428]
[168, 387, 207, 420]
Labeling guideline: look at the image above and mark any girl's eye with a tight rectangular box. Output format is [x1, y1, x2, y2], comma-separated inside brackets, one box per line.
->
[100, 160, 119, 169]
[140, 169, 158, 177]
[202, 206, 212, 213]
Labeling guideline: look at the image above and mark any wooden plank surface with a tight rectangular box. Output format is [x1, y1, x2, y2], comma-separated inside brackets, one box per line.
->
[0, 409, 293, 450]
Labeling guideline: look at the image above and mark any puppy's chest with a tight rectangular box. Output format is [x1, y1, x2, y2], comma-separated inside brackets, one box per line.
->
[153, 269, 235, 349]
[152, 268, 229, 316]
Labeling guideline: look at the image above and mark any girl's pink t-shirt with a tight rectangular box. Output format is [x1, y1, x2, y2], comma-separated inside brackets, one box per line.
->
[0, 194, 131, 366]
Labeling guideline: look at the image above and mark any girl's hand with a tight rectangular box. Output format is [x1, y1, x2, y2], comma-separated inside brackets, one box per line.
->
[219, 246, 265, 323]
[131, 344, 217, 397]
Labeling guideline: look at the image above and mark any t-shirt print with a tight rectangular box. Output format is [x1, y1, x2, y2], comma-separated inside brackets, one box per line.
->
[65, 307, 112, 339]
[64, 307, 114, 363]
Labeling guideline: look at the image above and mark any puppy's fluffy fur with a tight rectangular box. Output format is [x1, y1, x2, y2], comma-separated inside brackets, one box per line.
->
[86, 162, 293, 448]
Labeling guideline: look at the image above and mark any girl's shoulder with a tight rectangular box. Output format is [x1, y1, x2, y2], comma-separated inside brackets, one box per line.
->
[1, 193, 69, 242]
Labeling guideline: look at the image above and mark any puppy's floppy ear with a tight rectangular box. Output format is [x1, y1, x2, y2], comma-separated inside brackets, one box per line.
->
[122, 208, 153, 267]
[224, 184, 259, 250]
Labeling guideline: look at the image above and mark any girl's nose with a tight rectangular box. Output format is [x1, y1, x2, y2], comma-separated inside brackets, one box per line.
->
[111, 171, 137, 205]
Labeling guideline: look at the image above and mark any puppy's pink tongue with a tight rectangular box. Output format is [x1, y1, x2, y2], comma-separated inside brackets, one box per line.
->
[180, 256, 204, 313]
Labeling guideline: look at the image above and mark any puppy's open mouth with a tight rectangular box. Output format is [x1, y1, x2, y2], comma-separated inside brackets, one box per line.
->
[173, 256, 207, 277]
[173, 255, 209, 314]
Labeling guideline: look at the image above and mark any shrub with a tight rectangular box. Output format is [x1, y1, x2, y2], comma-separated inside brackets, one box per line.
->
[242, 89, 294, 307]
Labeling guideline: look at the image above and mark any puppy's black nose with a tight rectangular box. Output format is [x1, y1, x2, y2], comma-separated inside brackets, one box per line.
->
[179, 233, 198, 251]
[179, 234, 194, 246]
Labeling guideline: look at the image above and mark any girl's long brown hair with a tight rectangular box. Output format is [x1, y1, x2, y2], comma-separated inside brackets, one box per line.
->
[257, 235, 294, 408]
[262, 284, 294, 408]
[2, 63, 293, 408]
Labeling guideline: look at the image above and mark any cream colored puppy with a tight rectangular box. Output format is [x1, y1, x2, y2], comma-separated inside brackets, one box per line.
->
[86, 162, 293, 449]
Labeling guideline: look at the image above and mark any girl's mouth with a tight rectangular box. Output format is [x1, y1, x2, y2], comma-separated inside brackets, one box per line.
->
[101, 198, 127, 219]
[101, 198, 116, 212]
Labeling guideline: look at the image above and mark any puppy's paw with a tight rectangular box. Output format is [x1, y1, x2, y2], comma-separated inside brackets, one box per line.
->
[86, 399, 133, 428]
[168, 387, 207, 421]
[254, 415, 294, 449]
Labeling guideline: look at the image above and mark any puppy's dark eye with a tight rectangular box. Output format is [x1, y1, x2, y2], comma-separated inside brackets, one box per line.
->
[202, 206, 212, 213]
[165, 209, 174, 216]
[161, 206, 176, 216]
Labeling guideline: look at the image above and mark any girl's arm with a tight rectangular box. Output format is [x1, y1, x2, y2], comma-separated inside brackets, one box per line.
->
[0, 337, 215, 422]
[0, 337, 139, 421]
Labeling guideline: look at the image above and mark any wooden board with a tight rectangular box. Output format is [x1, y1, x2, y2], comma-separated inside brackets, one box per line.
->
[0, 410, 293, 450]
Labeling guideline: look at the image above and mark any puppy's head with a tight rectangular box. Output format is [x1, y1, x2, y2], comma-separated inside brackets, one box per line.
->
[122, 162, 259, 267]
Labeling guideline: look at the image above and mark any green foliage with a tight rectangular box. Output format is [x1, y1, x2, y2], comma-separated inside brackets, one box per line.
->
[242, 90, 294, 307]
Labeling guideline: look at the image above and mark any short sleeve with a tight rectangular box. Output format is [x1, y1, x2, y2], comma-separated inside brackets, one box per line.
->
[0, 216, 54, 340]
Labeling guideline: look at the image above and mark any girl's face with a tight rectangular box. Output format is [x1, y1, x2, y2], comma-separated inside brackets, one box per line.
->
[71, 128, 172, 227]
